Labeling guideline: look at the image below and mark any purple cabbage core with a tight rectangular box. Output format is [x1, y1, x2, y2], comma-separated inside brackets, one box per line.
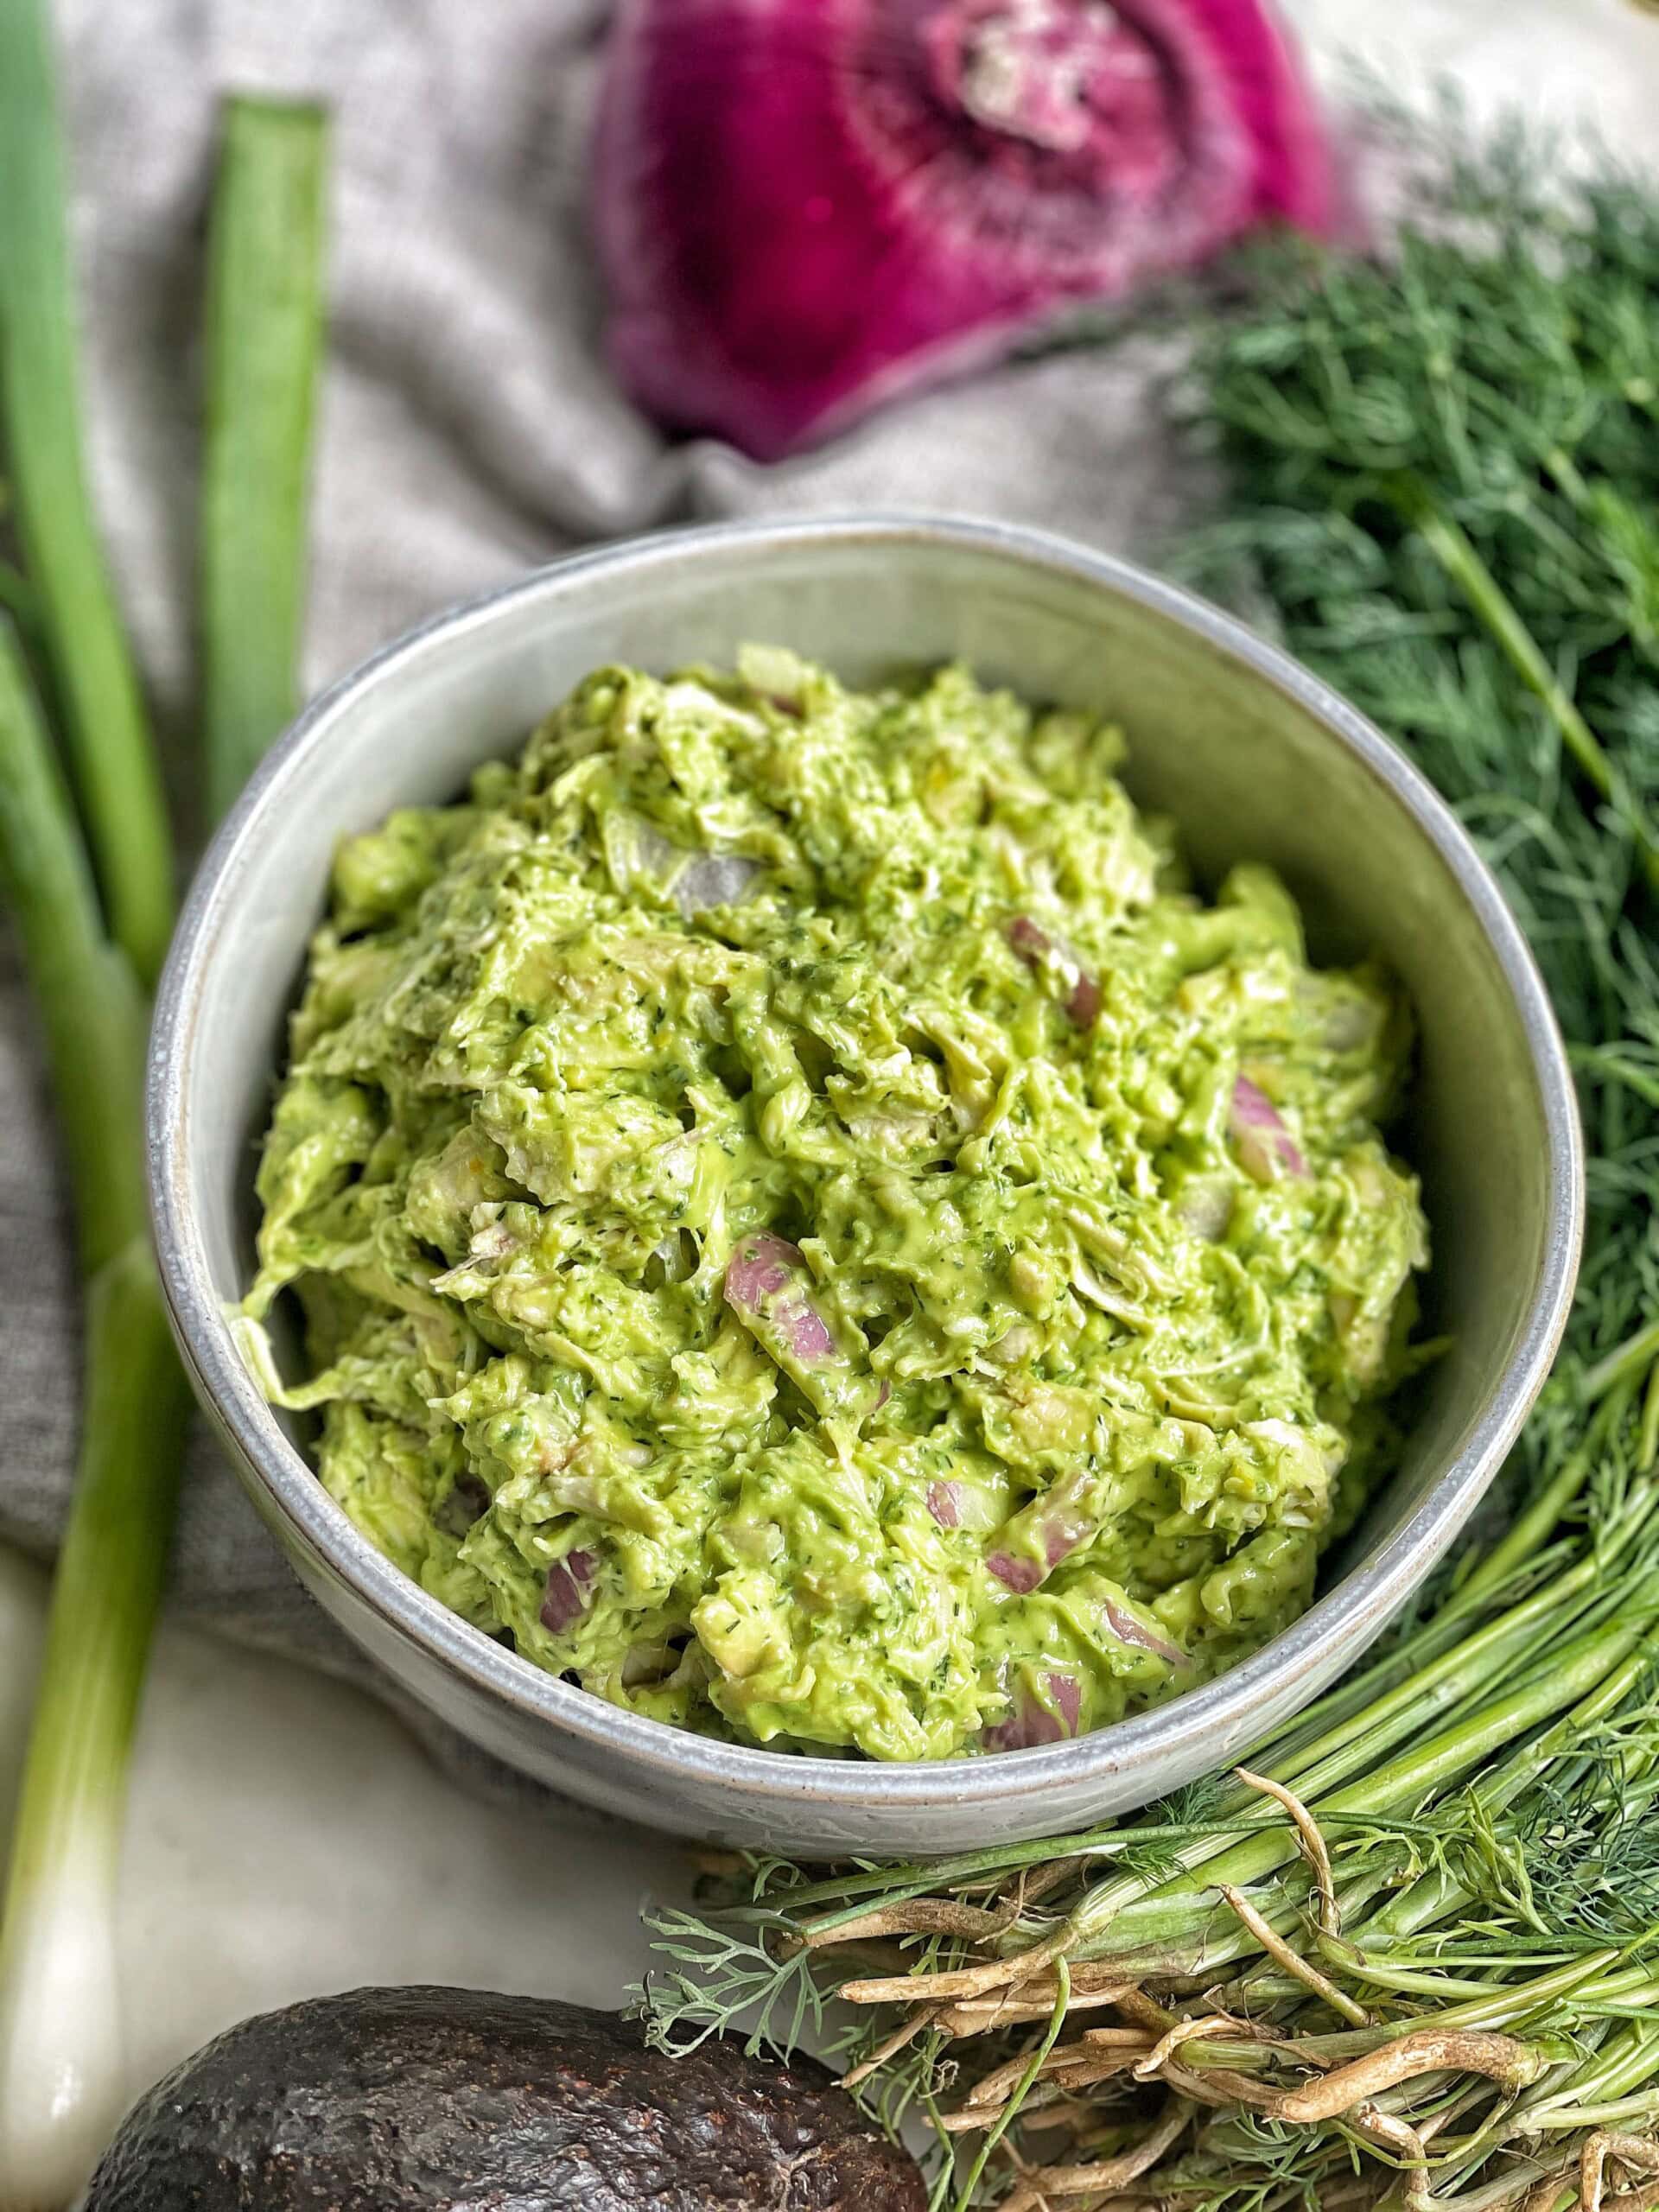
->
[926, 0, 1179, 175]
[595, 0, 1335, 457]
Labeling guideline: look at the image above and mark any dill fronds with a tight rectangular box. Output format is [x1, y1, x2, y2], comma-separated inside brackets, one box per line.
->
[639, 127, 1659, 2212]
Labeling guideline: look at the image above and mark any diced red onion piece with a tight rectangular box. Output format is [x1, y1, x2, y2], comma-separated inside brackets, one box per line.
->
[1103, 1598, 1186, 1667]
[987, 1470, 1095, 1591]
[1007, 916, 1100, 1030]
[540, 1549, 597, 1633]
[982, 1669, 1084, 1751]
[1230, 1074, 1306, 1182]
[927, 1479, 963, 1529]
[673, 851, 763, 917]
[1048, 1669, 1084, 1733]
[1065, 973, 1103, 1028]
[782, 1301, 836, 1362]
[987, 1549, 1043, 1594]
[724, 1234, 889, 1421]
[1177, 1178, 1234, 1242]
[780, 1297, 835, 1362]
[724, 1234, 838, 1362]
[724, 1231, 798, 1306]
[1045, 1516, 1084, 1567]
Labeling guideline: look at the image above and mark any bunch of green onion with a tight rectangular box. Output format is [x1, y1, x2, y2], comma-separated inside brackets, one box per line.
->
[0, 9, 327, 2200]
[642, 125, 1659, 2212]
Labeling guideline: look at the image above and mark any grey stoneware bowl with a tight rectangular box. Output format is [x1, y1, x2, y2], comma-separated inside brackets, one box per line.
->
[147, 514, 1582, 1859]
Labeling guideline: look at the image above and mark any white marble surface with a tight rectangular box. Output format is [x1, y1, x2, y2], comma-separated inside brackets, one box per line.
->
[1287, 0, 1659, 145]
[2, 0, 1656, 2127]
[0, 1551, 676, 2108]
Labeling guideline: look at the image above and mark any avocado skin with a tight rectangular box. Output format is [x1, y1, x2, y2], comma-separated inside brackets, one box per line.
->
[85, 1986, 927, 2210]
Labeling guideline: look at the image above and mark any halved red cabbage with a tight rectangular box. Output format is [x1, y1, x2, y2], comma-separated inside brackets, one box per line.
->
[595, 0, 1335, 459]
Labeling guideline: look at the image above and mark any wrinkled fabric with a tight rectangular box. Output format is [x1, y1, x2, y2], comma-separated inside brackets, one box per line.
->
[0, 0, 1267, 1804]
[7, 0, 1656, 1799]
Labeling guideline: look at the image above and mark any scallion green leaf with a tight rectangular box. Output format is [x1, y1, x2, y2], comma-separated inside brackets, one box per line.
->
[0, 0, 175, 984]
[200, 97, 330, 825]
[0, 80, 330, 2204]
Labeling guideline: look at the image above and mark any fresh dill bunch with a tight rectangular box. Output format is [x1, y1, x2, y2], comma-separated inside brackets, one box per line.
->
[634, 1904, 826, 2063]
[638, 119, 1659, 2212]
[1176, 145, 1659, 1434]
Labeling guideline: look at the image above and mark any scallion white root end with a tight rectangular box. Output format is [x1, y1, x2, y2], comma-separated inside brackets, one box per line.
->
[0, 1836, 123, 2209]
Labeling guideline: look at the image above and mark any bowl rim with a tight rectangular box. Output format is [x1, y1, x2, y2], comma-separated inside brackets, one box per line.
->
[147, 511, 1584, 1815]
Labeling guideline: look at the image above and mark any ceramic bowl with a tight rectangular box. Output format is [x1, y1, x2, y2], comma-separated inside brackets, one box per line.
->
[148, 515, 1582, 1857]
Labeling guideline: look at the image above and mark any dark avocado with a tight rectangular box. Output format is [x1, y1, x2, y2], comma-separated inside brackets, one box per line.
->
[85, 1985, 927, 2210]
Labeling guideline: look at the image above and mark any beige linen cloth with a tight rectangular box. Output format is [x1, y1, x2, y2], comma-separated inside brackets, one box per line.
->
[0, 0, 1201, 1796]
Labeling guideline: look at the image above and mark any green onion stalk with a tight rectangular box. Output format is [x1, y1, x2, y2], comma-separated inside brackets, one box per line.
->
[201, 98, 330, 823]
[0, 633, 188, 2212]
[639, 130, 1659, 2212]
[0, 41, 328, 2204]
[0, 0, 174, 988]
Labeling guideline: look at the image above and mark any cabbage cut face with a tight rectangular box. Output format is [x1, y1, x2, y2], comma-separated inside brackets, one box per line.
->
[246, 653, 1427, 1763]
[595, 0, 1336, 457]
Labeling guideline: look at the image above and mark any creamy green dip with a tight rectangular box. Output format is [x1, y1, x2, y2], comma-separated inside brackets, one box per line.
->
[244, 652, 1428, 1762]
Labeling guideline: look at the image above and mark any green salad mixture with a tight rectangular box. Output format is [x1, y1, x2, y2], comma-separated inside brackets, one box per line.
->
[243, 652, 1428, 1761]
